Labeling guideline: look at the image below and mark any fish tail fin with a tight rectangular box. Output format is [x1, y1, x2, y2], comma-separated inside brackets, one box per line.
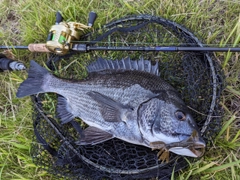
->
[16, 60, 50, 98]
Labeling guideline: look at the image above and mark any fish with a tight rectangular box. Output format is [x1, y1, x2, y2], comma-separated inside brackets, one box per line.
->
[16, 57, 206, 162]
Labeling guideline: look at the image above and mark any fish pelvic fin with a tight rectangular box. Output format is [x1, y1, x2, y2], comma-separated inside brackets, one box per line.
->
[16, 60, 49, 98]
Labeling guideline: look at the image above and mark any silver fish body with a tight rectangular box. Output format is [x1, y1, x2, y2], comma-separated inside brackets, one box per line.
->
[17, 58, 205, 158]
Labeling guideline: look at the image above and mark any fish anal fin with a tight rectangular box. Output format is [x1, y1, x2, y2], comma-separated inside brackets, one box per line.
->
[57, 95, 75, 124]
[87, 91, 132, 122]
[75, 126, 113, 145]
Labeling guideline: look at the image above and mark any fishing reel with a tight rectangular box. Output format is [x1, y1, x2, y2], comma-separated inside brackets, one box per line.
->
[46, 11, 97, 55]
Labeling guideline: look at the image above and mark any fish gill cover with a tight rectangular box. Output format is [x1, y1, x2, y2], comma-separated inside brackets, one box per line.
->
[30, 15, 224, 180]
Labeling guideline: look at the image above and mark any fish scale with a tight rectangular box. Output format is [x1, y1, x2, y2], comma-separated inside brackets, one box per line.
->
[59, 84, 155, 129]
[86, 70, 175, 91]
[60, 83, 155, 107]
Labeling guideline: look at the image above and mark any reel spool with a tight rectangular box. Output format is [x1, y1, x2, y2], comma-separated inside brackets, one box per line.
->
[31, 14, 224, 179]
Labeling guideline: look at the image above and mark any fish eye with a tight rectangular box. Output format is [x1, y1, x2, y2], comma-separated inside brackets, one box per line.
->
[175, 111, 186, 121]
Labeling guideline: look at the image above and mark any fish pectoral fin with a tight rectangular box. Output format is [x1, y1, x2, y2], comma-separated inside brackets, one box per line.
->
[57, 95, 75, 124]
[87, 91, 133, 122]
[75, 126, 113, 145]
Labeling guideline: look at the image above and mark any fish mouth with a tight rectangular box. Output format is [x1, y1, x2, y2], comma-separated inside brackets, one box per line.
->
[187, 130, 206, 157]
[149, 130, 206, 158]
[169, 130, 206, 157]
[189, 141, 206, 157]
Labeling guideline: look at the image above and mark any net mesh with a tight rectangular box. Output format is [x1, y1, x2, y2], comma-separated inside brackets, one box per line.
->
[30, 15, 224, 179]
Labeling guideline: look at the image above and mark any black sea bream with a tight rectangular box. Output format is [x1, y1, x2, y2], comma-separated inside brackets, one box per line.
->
[17, 58, 206, 161]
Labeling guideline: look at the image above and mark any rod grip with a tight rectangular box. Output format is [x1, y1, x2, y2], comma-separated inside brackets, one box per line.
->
[0, 54, 26, 71]
[28, 44, 50, 52]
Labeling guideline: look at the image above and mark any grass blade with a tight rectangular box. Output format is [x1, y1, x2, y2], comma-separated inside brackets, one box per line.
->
[205, 160, 240, 173]
[192, 162, 216, 175]
[215, 114, 236, 140]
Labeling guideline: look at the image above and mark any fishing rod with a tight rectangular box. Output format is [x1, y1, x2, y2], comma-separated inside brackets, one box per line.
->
[1, 44, 240, 53]
[1, 11, 240, 56]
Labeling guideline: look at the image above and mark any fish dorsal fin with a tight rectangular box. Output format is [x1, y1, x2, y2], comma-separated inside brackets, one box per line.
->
[87, 57, 159, 76]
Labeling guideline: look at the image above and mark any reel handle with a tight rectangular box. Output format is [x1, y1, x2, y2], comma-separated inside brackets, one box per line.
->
[28, 44, 50, 52]
[88, 11, 97, 27]
[56, 11, 63, 24]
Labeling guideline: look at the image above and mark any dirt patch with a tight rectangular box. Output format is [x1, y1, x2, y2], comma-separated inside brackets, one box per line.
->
[0, 8, 21, 44]
[7, 10, 17, 21]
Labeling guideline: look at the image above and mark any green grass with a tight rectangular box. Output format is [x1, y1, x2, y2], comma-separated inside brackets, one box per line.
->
[0, 0, 240, 179]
